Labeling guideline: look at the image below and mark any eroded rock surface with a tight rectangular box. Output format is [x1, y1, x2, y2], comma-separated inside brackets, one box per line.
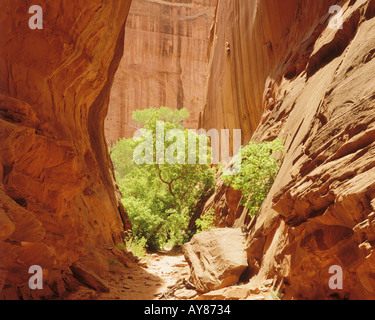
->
[2, 0, 375, 301]
[0, 0, 132, 299]
[105, 0, 217, 145]
[201, 172, 250, 228]
[202, 0, 375, 299]
[183, 228, 248, 293]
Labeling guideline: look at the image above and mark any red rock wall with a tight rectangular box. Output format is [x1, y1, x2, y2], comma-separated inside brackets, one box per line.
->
[0, 0, 131, 299]
[105, 0, 217, 145]
[203, 0, 375, 299]
[2, 0, 375, 301]
[201, 0, 337, 144]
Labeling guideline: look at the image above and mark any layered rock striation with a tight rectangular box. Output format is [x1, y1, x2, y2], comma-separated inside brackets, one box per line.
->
[2, 0, 375, 301]
[202, 0, 375, 299]
[105, 0, 217, 145]
[0, 0, 132, 299]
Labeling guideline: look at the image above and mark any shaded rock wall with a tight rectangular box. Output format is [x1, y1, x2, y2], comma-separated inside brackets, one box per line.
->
[105, 0, 217, 146]
[203, 0, 375, 299]
[0, 0, 131, 299]
[201, 0, 309, 144]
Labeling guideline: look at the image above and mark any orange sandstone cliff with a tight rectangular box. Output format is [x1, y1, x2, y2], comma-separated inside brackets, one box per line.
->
[202, 0, 375, 299]
[105, 0, 217, 145]
[1, 0, 375, 301]
[0, 0, 132, 299]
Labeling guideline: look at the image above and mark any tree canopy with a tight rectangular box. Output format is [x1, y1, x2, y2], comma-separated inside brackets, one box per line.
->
[111, 107, 215, 250]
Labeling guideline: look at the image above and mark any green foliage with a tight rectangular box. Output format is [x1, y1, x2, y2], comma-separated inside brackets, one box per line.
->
[123, 231, 148, 260]
[195, 208, 216, 233]
[110, 137, 138, 178]
[224, 138, 283, 217]
[115, 231, 148, 260]
[132, 107, 190, 127]
[111, 107, 215, 250]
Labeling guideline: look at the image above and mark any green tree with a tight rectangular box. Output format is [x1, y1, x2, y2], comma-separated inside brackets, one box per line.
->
[195, 208, 216, 233]
[111, 107, 215, 250]
[223, 138, 283, 217]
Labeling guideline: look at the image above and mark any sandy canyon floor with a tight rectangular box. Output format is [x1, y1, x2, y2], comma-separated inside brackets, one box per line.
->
[65, 248, 277, 301]
[67, 250, 196, 300]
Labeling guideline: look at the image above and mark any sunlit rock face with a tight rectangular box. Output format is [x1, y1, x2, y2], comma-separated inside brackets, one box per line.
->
[0, 0, 132, 299]
[105, 0, 217, 146]
[202, 0, 375, 299]
[2, 0, 375, 301]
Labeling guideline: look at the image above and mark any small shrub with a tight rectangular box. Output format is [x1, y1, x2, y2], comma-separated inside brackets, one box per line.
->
[123, 231, 148, 260]
[195, 208, 216, 233]
[223, 138, 283, 217]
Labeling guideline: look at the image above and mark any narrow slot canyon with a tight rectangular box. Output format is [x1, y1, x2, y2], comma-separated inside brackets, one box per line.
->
[1, 0, 375, 302]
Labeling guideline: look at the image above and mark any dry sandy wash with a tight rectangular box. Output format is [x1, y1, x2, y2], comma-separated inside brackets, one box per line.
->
[67, 251, 192, 300]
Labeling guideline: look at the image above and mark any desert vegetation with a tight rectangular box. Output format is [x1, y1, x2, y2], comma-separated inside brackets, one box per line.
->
[111, 107, 216, 250]
[111, 107, 283, 252]
[223, 138, 284, 217]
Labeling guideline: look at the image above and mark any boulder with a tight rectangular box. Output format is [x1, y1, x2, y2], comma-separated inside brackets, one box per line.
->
[183, 228, 248, 293]
[70, 263, 109, 293]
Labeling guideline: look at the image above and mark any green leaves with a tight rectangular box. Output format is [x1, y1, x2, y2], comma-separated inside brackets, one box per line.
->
[111, 107, 215, 250]
[132, 107, 189, 128]
[195, 208, 216, 233]
[112, 107, 283, 248]
[223, 138, 283, 217]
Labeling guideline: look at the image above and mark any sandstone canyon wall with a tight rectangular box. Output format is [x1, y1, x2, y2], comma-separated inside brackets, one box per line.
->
[202, 0, 375, 299]
[1, 0, 375, 301]
[105, 0, 217, 146]
[0, 0, 132, 299]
